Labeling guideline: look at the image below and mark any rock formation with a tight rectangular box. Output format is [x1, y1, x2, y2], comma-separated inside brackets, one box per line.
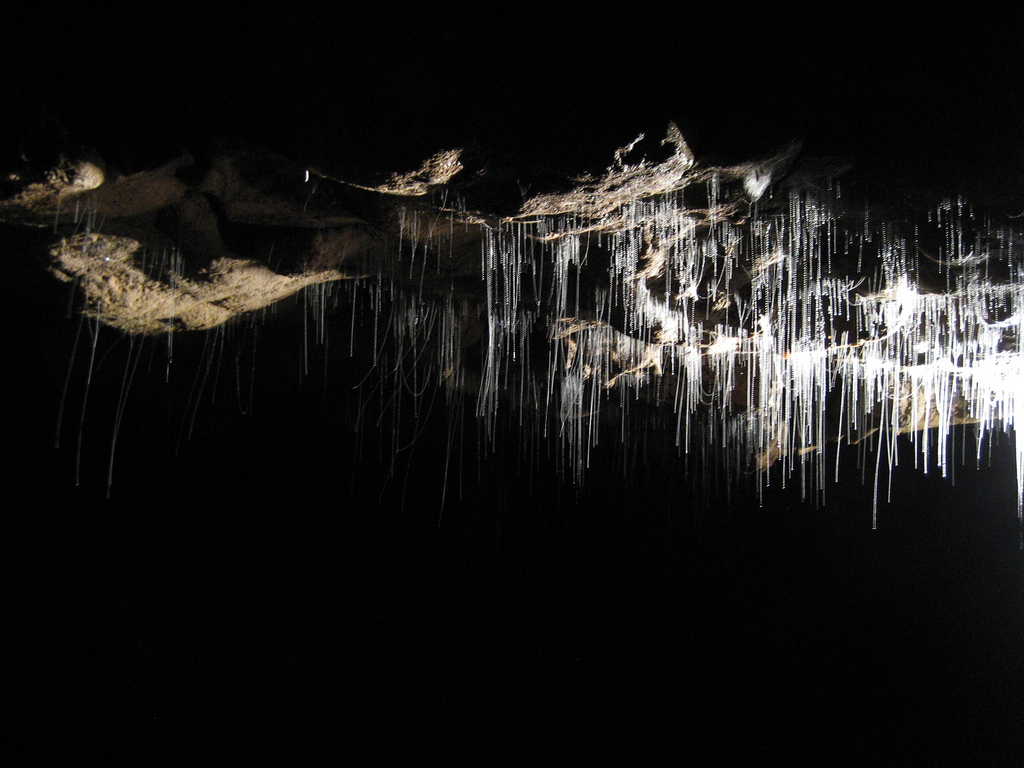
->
[4, 122, 1022, 516]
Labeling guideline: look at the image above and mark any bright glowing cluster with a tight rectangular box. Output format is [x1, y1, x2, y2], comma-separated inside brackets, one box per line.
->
[371, 135, 1024, 526]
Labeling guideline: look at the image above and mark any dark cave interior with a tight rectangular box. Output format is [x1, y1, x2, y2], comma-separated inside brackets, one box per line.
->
[5, 6, 1024, 761]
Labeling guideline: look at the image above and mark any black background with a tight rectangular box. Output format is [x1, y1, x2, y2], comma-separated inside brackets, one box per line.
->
[5, 4, 1024, 762]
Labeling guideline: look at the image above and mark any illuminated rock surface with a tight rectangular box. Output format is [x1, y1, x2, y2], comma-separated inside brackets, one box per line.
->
[4, 124, 1022, 519]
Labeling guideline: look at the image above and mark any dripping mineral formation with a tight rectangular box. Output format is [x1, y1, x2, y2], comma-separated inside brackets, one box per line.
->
[4, 125, 1023, 521]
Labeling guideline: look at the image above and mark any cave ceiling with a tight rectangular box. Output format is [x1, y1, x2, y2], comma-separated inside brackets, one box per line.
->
[3, 114, 1023, 516]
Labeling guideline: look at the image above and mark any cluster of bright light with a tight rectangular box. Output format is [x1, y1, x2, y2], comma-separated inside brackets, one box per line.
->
[373, 156, 1023, 525]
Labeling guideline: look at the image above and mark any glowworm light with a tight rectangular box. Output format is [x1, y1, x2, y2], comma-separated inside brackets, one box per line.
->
[360, 128, 1024, 529]
[37, 127, 1024, 532]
